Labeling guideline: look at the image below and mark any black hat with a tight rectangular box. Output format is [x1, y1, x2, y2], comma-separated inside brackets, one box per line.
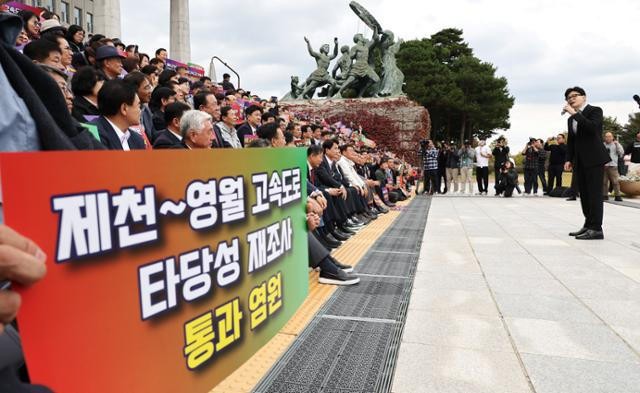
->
[96, 45, 126, 61]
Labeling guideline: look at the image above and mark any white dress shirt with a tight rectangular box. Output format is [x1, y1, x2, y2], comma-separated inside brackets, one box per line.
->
[337, 156, 366, 188]
[106, 118, 131, 151]
[168, 128, 182, 141]
[572, 102, 588, 134]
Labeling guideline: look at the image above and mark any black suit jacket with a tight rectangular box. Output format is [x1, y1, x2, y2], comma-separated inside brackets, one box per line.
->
[236, 122, 256, 147]
[95, 116, 146, 150]
[566, 104, 610, 168]
[71, 96, 99, 123]
[152, 129, 182, 149]
[316, 157, 349, 189]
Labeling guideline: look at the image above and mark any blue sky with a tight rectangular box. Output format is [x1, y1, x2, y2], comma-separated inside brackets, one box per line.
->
[121, 0, 640, 148]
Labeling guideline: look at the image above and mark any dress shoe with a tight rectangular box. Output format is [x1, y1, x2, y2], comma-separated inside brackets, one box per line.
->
[566, 196, 576, 201]
[316, 235, 333, 250]
[347, 218, 365, 227]
[376, 206, 389, 214]
[603, 196, 609, 201]
[318, 269, 359, 285]
[575, 230, 604, 240]
[322, 234, 342, 248]
[356, 214, 371, 224]
[334, 227, 352, 237]
[569, 227, 588, 237]
[615, 196, 623, 202]
[338, 225, 356, 235]
[329, 257, 354, 273]
[331, 230, 350, 241]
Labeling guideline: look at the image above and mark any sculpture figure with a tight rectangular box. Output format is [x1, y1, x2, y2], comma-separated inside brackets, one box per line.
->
[377, 30, 405, 97]
[283, 1, 406, 100]
[333, 27, 380, 98]
[300, 37, 339, 99]
[332, 45, 353, 88]
[281, 76, 304, 101]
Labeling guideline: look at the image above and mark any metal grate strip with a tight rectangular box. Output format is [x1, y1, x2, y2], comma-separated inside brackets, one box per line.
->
[254, 196, 432, 393]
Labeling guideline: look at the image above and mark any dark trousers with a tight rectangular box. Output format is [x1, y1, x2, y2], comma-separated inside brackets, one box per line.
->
[548, 164, 563, 191]
[536, 166, 548, 193]
[568, 167, 580, 197]
[476, 167, 489, 193]
[524, 168, 536, 194]
[437, 167, 447, 193]
[423, 169, 438, 193]
[493, 166, 502, 191]
[308, 232, 330, 268]
[576, 163, 605, 231]
[496, 182, 515, 197]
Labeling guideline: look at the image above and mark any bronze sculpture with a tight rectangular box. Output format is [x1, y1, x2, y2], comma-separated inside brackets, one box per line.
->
[300, 37, 339, 99]
[283, 1, 405, 100]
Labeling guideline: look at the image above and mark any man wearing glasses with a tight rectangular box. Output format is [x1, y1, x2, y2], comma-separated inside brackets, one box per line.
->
[563, 87, 611, 240]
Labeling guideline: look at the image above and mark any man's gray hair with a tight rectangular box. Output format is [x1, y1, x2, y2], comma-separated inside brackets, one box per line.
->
[180, 110, 212, 139]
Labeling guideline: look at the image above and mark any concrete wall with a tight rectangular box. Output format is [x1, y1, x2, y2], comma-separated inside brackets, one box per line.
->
[20, 0, 121, 38]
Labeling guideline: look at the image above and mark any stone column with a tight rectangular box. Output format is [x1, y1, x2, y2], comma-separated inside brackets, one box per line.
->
[170, 0, 191, 63]
[93, 0, 121, 39]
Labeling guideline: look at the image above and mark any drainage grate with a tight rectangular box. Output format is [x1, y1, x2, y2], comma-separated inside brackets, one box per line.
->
[355, 252, 416, 277]
[253, 197, 431, 393]
[323, 276, 410, 321]
[254, 319, 395, 393]
[382, 227, 425, 238]
[372, 236, 421, 253]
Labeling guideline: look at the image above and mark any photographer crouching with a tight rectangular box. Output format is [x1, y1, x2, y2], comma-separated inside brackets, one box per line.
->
[495, 160, 520, 197]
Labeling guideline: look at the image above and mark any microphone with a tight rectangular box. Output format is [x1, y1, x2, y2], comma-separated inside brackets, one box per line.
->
[633, 94, 640, 108]
[561, 109, 567, 115]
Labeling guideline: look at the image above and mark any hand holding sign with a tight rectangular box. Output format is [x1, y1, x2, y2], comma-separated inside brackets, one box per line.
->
[0, 224, 46, 334]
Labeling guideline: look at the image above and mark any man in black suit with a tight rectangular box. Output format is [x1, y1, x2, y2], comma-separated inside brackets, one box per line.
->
[193, 91, 228, 148]
[236, 105, 262, 147]
[563, 87, 611, 240]
[153, 102, 190, 149]
[96, 79, 146, 150]
[316, 139, 368, 227]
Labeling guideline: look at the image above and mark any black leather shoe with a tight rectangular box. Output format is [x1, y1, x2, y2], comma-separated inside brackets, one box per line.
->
[603, 196, 609, 201]
[566, 196, 577, 201]
[334, 228, 352, 238]
[331, 230, 350, 241]
[330, 259, 354, 273]
[569, 228, 588, 237]
[320, 235, 341, 249]
[575, 230, 604, 240]
[338, 225, 356, 235]
[615, 196, 623, 202]
[356, 214, 371, 224]
[376, 206, 389, 214]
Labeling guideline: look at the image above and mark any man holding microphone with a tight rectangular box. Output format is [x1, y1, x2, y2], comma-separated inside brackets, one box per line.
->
[563, 87, 611, 240]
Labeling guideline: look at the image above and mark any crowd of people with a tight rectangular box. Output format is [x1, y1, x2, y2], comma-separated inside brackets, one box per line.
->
[0, 8, 428, 391]
[419, 130, 640, 201]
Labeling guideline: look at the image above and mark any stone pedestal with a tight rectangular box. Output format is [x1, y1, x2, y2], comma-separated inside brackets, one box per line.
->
[281, 97, 430, 165]
[170, 0, 191, 63]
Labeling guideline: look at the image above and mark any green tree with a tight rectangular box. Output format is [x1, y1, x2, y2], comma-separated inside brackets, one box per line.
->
[622, 113, 640, 147]
[603, 116, 624, 135]
[397, 28, 514, 143]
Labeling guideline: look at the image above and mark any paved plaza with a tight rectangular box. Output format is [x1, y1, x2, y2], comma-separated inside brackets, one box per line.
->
[393, 196, 640, 393]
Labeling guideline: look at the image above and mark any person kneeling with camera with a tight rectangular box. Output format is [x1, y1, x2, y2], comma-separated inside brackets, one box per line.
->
[495, 160, 519, 197]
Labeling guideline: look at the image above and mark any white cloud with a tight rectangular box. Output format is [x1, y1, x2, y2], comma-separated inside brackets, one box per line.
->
[120, 0, 640, 147]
